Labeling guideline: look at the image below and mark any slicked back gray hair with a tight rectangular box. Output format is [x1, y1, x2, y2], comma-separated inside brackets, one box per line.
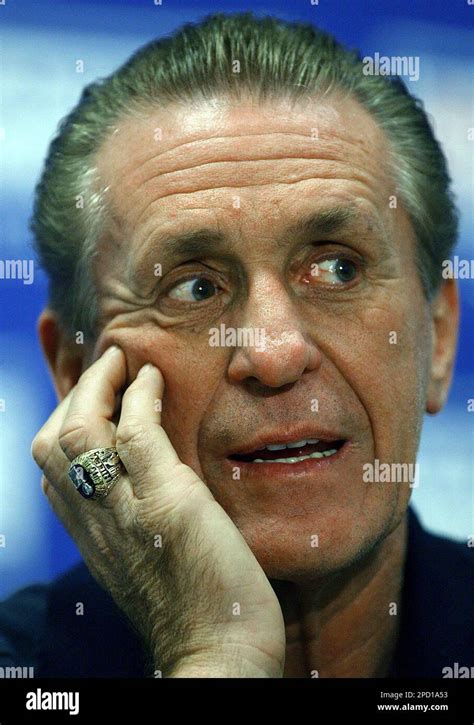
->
[31, 11, 458, 341]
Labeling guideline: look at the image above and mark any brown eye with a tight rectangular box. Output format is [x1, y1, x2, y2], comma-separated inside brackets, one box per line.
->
[168, 276, 218, 301]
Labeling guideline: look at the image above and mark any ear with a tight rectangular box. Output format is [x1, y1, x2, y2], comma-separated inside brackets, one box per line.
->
[425, 278, 459, 415]
[38, 307, 89, 401]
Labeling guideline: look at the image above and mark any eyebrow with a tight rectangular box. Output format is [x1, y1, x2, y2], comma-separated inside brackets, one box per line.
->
[283, 205, 362, 247]
[134, 204, 383, 279]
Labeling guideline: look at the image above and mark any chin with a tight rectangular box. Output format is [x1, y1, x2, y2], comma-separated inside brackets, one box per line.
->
[236, 507, 401, 582]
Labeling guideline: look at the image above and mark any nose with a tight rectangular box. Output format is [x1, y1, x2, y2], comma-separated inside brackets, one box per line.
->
[227, 274, 322, 388]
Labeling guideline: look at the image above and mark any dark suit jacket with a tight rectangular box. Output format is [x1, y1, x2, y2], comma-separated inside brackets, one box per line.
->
[0, 508, 472, 677]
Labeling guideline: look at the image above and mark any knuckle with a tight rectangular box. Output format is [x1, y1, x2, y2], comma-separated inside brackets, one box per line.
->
[31, 432, 53, 469]
[58, 413, 90, 459]
[116, 418, 148, 448]
[41, 475, 51, 497]
[116, 421, 155, 478]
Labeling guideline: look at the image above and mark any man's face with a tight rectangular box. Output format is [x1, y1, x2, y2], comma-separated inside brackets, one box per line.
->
[91, 93, 433, 580]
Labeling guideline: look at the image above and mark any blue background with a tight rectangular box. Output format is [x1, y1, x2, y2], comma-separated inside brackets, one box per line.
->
[0, 0, 473, 598]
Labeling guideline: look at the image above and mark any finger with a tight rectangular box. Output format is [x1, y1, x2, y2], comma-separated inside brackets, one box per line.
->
[31, 386, 77, 476]
[58, 345, 126, 461]
[32, 391, 93, 512]
[41, 475, 83, 540]
[116, 363, 193, 500]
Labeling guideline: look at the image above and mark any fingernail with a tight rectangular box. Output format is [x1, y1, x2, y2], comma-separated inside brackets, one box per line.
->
[138, 363, 155, 377]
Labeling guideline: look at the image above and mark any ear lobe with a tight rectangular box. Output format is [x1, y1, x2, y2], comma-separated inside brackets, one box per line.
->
[37, 308, 86, 401]
[425, 278, 459, 415]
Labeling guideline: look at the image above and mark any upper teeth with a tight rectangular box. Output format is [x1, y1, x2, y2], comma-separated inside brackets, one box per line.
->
[253, 449, 338, 464]
[265, 438, 319, 451]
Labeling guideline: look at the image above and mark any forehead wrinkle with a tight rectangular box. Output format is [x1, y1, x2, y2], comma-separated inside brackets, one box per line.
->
[126, 128, 371, 182]
[110, 151, 379, 232]
[122, 128, 382, 194]
[98, 93, 393, 219]
[137, 151, 365, 194]
[100, 106, 388, 198]
[99, 130, 318, 199]
[100, 97, 378, 172]
[100, 109, 394, 253]
[124, 131, 324, 178]
[128, 159, 378, 231]
[129, 166, 381, 233]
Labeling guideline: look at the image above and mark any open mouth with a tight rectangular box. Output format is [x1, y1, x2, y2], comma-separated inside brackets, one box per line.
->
[229, 438, 346, 464]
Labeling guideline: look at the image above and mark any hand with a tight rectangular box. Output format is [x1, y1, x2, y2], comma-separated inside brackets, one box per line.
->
[31, 346, 286, 678]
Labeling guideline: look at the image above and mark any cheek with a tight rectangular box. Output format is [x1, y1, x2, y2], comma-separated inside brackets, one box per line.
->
[344, 292, 431, 458]
[105, 326, 225, 467]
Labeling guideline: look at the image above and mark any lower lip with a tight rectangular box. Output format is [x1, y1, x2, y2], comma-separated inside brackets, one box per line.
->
[226, 440, 351, 478]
